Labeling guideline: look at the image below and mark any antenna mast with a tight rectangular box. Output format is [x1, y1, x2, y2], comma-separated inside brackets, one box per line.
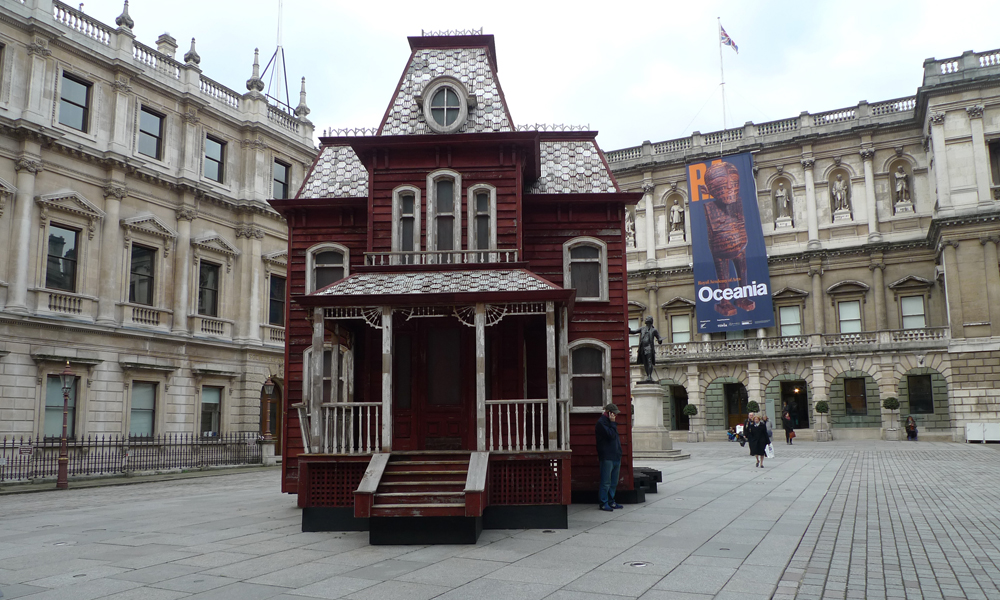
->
[261, 0, 292, 109]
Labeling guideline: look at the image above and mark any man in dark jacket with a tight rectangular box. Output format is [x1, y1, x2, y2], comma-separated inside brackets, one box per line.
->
[595, 403, 623, 511]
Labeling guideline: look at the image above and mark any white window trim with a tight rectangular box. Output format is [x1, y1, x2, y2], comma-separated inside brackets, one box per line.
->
[777, 304, 803, 337]
[420, 76, 472, 134]
[466, 183, 497, 253]
[194, 258, 224, 318]
[899, 295, 927, 330]
[836, 299, 864, 334]
[426, 169, 463, 254]
[124, 378, 165, 437]
[305, 242, 350, 293]
[568, 338, 612, 413]
[669, 313, 692, 344]
[54, 68, 98, 142]
[563, 236, 609, 302]
[391, 185, 422, 256]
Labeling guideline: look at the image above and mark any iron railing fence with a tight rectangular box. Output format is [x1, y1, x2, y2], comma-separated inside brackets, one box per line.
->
[0, 432, 262, 483]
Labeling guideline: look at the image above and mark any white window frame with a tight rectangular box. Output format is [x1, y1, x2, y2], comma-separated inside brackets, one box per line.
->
[778, 305, 803, 337]
[305, 242, 350, 293]
[43, 221, 82, 294]
[197, 383, 226, 437]
[426, 170, 463, 255]
[391, 185, 422, 258]
[125, 380, 160, 438]
[203, 134, 226, 184]
[568, 338, 612, 413]
[466, 183, 497, 254]
[899, 295, 927, 330]
[267, 273, 286, 327]
[303, 345, 354, 404]
[421, 77, 471, 134]
[837, 299, 863, 334]
[42, 372, 80, 439]
[563, 236, 609, 302]
[669, 313, 692, 343]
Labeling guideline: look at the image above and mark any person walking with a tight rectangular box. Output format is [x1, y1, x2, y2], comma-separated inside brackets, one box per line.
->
[595, 403, 623, 511]
[747, 414, 768, 468]
[782, 404, 795, 445]
[763, 413, 773, 444]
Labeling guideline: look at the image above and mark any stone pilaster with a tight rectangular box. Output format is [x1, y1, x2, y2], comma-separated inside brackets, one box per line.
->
[96, 181, 126, 325]
[860, 148, 880, 242]
[109, 76, 134, 156]
[646, 284, 659, 333]
[802, 158, 820, 249]
[941, 241, 964, 339]
[7, 152, 43, 313]
[171, 206, 196, 334]
[928, 112, 951, 210]
[686, 364, 705, 442]
[809, 262, 824, 335]
[641, 181, 656, 265]
[812, 358, 830, 441]
[981, 236, 1000, 337]
[234, 224, 264, 343]
[870, 258, 887, 331]
[966, 106, 992, 206]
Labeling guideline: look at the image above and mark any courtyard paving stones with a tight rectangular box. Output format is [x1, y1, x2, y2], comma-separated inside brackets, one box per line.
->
[2, 440, 1000, 599]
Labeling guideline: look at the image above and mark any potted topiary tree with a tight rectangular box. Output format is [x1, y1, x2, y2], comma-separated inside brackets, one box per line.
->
[682, 404, 700, 442]
[814, 400, 830, 442]
[747, 400, 760, 414]
[882, 396, 901, 441]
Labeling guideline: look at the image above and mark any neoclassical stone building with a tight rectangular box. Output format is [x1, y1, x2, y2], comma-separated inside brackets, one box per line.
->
[0, 1, 315, 443]
[609, 48, 1000, 442]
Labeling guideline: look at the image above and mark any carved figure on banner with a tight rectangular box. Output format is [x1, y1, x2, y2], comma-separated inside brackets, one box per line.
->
[774, 183, 791, 218]
[700, 162, 753, 317]
[894, 166, 910, 204]
[669, 199, 685, 232]
[832, 174, 850, 211]
[628, 316, 662, 383]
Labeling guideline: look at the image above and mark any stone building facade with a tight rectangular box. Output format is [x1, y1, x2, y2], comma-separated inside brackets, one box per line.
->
[609, 48, 1000, 442]
[0, 1, 316, 442]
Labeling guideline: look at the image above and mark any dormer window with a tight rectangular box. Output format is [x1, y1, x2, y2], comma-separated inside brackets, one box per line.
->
[421, 78, 472, 134]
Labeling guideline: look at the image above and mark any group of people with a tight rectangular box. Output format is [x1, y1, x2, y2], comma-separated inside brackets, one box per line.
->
[738, 405, 798, 468]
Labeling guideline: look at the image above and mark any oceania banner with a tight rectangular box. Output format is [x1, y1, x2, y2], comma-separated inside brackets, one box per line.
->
[686, 153, 774, 334]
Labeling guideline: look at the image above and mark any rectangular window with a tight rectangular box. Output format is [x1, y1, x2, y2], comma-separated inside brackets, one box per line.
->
[571, 346, 605, 407]
[313, 250, 344, 291]
[628, 317, 640, 347]
[197, 262, 220, 317]
[269, 275, 285, 326]
[900, 296, 926, 329]
[400, 194, 415, 254]
[838, 300, 862, 333]
[671, 314, 691, 343]
[204, 136, 225, 182]
[474, 191, 490, 251]
[569, 245, 601, 299]
[59, 73, 90, 132]
[273, 160, 290, 199]
[908, 374, 934, 414]
[725, 329, 745, 340]
[138, 107, 164, 159]
[201, 386, 222, 436]
[129, 245, 155, 305]
[130, 382, 156, 437]
[779, 305, 802, 337]
[44, 374, 77, 438]
[45, 224, 79, 292]
[990, 141, 1000, 187]
[436, 179, 454, 252]
[844, 377, 867, 416]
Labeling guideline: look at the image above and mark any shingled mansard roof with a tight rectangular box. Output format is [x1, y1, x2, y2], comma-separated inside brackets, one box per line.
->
[297, 35, 619, 200]
[311, 269, 559, 297]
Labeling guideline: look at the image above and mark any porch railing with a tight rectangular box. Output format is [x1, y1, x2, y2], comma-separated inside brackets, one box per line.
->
[0, 433, 262, 483]
[364, 249, 519, 266]
[322, 402, 382, 454]
[486, 398, 570, 452]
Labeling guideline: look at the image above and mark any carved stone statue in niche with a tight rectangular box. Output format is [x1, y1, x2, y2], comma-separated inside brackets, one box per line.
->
[625, 208, 636, 247]
[668, 199, 686, 243]
[831, 174, 851, 212]
[774, 182, 792, 218]
[893, 166, 910, 204]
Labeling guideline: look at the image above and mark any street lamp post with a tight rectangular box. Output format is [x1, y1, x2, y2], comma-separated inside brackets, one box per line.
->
[57, 361, 73, 490]
[262, 376, 275, 441]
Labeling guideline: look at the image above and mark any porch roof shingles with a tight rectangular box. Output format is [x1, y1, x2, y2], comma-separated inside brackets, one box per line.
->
[312, 269, 557, 297]
[299, 145, 368, 199]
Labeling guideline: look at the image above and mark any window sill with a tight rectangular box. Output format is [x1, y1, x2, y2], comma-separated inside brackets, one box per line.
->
[570, 406, 605, 414]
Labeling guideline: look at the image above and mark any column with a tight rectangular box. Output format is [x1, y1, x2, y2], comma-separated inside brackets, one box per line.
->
[802, 158, 820, 249]
[981, 237, 1000, 337]
[171, 206, 195, 334]
[109, 76, 134, 156]
[380, 306, 393, 451]
[234, 225, 263, 343]
[941, 241, 964, 339]
[811, 358, 830, 441]
[929, 113, 951, 210]
[310, 308, 324, 453]
[96, 182, 126, 325]
[475, 303, 486, 452]
[686, 364, 703, 442]
[23, 36, 52, 123]
[545, 301, 558, 450]
[870, 259, 887, 331]
[642, 181, 656, 264]
[809, 263, 825, 335]
[6, 153, 43, 313]
[967, 106, 992, 206]
[860, 149, 880, 242]
[646, 285, 659, 333]
[558, 306, 570, 404]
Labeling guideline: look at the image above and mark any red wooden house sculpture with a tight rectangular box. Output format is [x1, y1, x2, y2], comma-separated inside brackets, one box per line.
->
[270, 32, 641, 544]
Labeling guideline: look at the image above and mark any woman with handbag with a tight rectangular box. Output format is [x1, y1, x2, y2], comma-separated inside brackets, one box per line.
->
[747, 414, 768, 468]
[782, 404, 795, 445]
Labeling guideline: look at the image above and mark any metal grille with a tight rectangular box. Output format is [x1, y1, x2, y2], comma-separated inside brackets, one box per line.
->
[303, 462, 367, 507]
[487, 458, 561, 505]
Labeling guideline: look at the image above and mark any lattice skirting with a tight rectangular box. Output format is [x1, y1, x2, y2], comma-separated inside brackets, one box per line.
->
[299, 459, 368, 507]
[488, 457, 563, 505]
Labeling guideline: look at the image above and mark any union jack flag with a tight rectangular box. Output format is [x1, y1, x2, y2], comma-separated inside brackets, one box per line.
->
[720, 25, 738, 54]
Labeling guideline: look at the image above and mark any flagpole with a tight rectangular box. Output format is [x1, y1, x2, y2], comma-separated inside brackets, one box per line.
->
[718, 17, 726, 158]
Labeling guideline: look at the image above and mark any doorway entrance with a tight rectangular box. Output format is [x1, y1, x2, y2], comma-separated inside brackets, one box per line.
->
[671, 385, 689, 430]
[725, 383, 750, 429]
[780, 381, 809, 429]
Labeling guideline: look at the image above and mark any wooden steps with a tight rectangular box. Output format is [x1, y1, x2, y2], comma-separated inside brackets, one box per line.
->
[369, 452, 470, 518]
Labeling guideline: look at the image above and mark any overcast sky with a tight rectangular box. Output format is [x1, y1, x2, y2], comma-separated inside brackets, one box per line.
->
[75, 0, 1000, 151]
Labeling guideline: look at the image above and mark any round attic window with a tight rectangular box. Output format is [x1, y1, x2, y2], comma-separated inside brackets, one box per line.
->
[422, 78, 471, 134]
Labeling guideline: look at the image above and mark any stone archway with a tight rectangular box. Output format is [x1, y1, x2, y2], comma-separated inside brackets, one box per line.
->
[655, 378, 688, 430]
[765, 374, 812, 429]
[705, 376, 749, 430]
[897, 367, 949, 431]
[829, 370, 880, 429]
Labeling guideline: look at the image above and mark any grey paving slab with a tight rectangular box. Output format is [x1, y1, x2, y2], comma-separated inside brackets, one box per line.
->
[284, 575, 378, 599]
[343, 579, 450, 600]
[562, 570, 662, 596]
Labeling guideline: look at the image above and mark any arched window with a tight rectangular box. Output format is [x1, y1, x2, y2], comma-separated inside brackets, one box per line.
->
[306, 243, 350, 293]
[467, 184, 496, 260]
[392, 186, 421, 263]
[427, 170, 462, 260]
[563, 237, 608, 302]
[569, 339, 611, 410]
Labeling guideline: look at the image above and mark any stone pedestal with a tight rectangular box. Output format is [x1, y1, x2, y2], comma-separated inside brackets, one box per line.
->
[775, 216, 793, 229]
[894, 201, 914, 215]
[260, 439, 279, 466]
[815, 414, 831, 442]
[668, 229, 685, 244]
[631, 383, 673, 453]
[884, 428, 902, 441]
[833, 209, 852, 222]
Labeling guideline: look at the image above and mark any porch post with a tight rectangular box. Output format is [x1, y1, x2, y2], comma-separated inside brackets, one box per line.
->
[381, 306, 393, 452]
[558, 306, 570, 402]
[475, 303, 486, 452]
[546, 301, 557, 450]
[310, 308, 324, 453]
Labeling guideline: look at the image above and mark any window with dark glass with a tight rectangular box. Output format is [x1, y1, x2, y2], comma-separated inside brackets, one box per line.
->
[313, 251, 344, 290]
[844, 377, 867, 416]
[474, 191, 490, 251]
[569, 245, 601, 299]
[436, 179, 455, 252]
[571, 346, 605, 407]
[204, 136, 225, 182]
[59, 73, 90, 132]
[201, 386, 221, 436]
[400, 193, 415, 254]
[273, 160, 290, 199]
[908, 374, 934, 414]
[430, 87, 461, 127]
[129, 245, 155, 305]
[138, 107, 164, 159]
[45, 224, 79, 292]
[269, 275, 285, 326]
[197, 262, 220, 317]
[44, 374, 77, 438]
[130, 382, 156, 437]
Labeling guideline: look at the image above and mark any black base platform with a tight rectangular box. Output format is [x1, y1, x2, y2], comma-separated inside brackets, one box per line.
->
[572, 486, 645, 505]
[483, 505, 567, 530]
[370, 516, 482, 545]
[302, 507, 369, 532]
